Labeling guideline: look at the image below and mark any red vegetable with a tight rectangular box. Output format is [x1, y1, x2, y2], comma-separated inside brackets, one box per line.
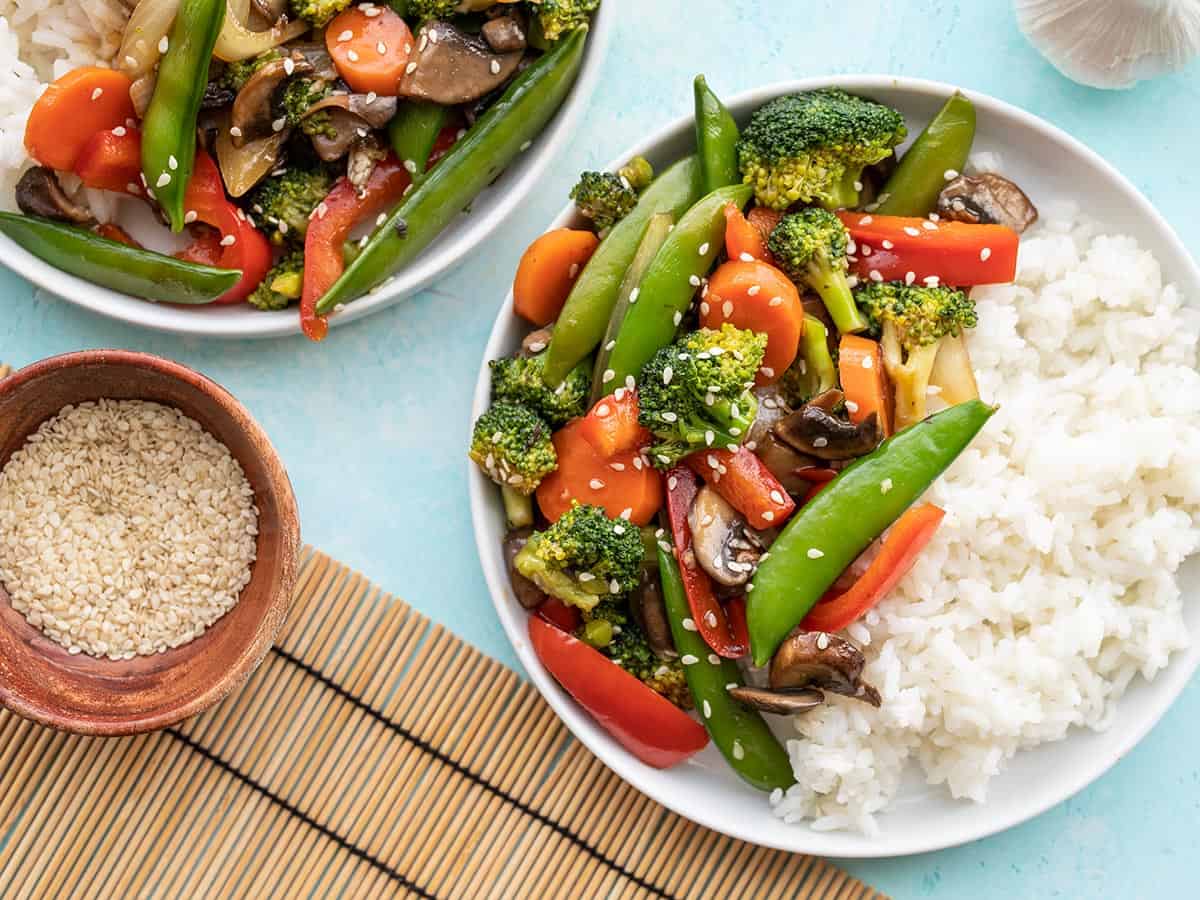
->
[802, 502, 945, 632]
[528, 615, 709, 769]
[302, 155, 411, 340]
[24, 67, 136, 171]
[74, 127, 143, 195]
[577, 389, 652, 459]
[838, 211, 1018, 286]
[536, 597, 581, 633]
[723, 202, 769, 263]
[684, 447, 795, 531]
[665, 466, 748, 659]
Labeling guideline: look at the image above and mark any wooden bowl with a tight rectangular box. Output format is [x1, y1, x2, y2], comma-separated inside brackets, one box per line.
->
[0, 350, 300, 735]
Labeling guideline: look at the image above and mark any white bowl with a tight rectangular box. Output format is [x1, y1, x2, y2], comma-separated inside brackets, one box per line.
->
[0, 8, 612, 339]
[469, 75, 1200, 858]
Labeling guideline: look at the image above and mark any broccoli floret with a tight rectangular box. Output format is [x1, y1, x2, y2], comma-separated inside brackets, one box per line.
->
[248, 248, 305, 311]
[513, 505, 643, 611]
[737, 89, 906, 211]
[277, 78, 331, 129]
[855, 281, 977, 428]
[778, 313, 838, 406]
[618, 155, 654, 191]
[768, 207, 867, 335]
[580, 599, 691, 708]
[470, 399, 557, 523]
[570, 171, 636, 235]
[288, 0, 352, 27]
[406, 0, 458, 20]
[534, 0, 599, 43]
[221, 51, 282, 92]
[637, 324, 765, 468]
[245, 164, 333, 245]
[490, 350, 590, 428]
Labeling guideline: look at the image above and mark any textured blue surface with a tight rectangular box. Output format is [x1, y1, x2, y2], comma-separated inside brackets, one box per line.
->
[3, 1, 1199, 896]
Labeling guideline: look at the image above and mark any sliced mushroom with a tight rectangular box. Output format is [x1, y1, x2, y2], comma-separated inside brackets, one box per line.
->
[302, 93, 399, 162]
[482, 12, 528, 53]
[347, 134, 388, 193]
[215, 120, 287, 197]
[306, 93, 398, 131]
[251, 0, 287, 22]
[729, 686, 825, 715]
[398, 21, 524, 106]
[755, 433, 818, 496]
[689, 486, 764, 588]
[937, 173, 1038, 235]
[288, 42, 339, 82]
[504, 527, 546, 610]
[520, 327, 554, 357]
[770, 628, 881, 707]
[747, 384, 791, 448]
[631, 567, 675, 658]
[231, 53, 313, 146]
[774, 394, 882, 461]
[16, 167, 94, 225]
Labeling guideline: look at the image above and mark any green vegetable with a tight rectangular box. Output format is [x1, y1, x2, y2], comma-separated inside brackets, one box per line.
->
[490, 349, 591, 428]
[693, 75, 739, 193]
[603, 182, 753, 390]
[856, 281, 977, 427]
[513, 504, 644, 612]
[748, 399, 994, 664]
[316, 27, 589, 315]
[737, 88, 906, 211]
[278, 78, 332, 130]
[404, 0, 456, 20]
[221, 51, 280, 92]
[658, 545, 794, 791]
[570, 171, 639, 235]
[534, 0, 600, 42]
[589, 211, 674, 401]
[141, 0, 227, 231]
[469, 401, 556, 491]
[0, 213, 239, 305]
[581, 598, 690, 708]
[637, 324, 765, 468]
[288, 0, 352, 27]
[248, 248, 305, 311]
[245, 163, 334, 245]
[767, 206, 866, 335]
[779, 313, 837, 405]
[875, 92, 975, 217]
[618, 156, 654, 191]
[543, 155, 702, 386]
[388, 101, 448, 181]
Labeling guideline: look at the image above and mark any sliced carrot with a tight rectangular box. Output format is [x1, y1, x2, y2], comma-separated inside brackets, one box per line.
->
[723, 202, 770, 263]
[577, 390, 652, 459]
[513, 228, 599, 326]
[326, 6, 414, 96]
[24, 67, 136, 172]
[838, 334, 892, 436]
[702, 259, 804, 385]
[536, 420, 662, 525]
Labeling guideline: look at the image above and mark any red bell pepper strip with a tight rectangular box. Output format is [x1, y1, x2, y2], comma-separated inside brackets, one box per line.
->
[796, 467, 838, 484]
[684, 447, 796, 531]
[176, 150, 271, 305]
[838, 211, 1018, 286]
[536, 597, 580, 633]
[301, 154, 411, 341]
[577, 389, 652, 459]
[665, 466, 748, 658]
[74, 127, 143, 196]
[527, 616, 709, 769]
[95, 223, 139, 247]
[726, 596, 749, 649]
[802, 502, 945, 633]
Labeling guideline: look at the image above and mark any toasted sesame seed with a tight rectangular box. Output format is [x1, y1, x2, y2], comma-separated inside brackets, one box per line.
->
[688, 274, 701, 287]
[762, 510, 775, 522]
[155, 172, 171, 187]
[403, 158, 418, 173]
[747, 284, 760, 296]
[699, 301, 710, 316]
[881, 239, 894, 249]
[219, 234, 236, 247]
[980, 246, 992, 261]
[704, 430, 715, 446]
[862, 354, 873, 369]
[272, 117, 287, 132]
[698, 242, 710, 255]
[722, 300, 733, 317]
[283, 57, 295, 76]
[880, 478, 894, 494]
[682, 617, 697, 631]
[629, 287, 640, 304]
[924, 275, 941, 287]
[816, 632, 830, 650]
[738, 252, 754, 263]
[703, 700, 712, 718]
[869, 270, 883, 283]
[158, 35, 169, 53]
[601, 368, 615, 383]
[861, 244, 872, 257]
[859, 215, 873, 225]
[625, 375, 635, 390]
[905, 270, 916, 285]
[184, 210, 198, 224]
[922, 220, 938, 231]
[673, 311, 683, 326]
[490, 59, 501, 75]
[346, 49, 360, 62]
[845, 400, 859, 413]
[769, 490, 785, 505]
[167, 154, 179, 171]
[338, 29, 354, 41]
[405, 61, 418, 74]
[229, 125, 243, 138]
[944, 168, 959, 180]
[707, 653, 720, 665]
[807, 548, 824, 559]
[378, 41, 387, 54]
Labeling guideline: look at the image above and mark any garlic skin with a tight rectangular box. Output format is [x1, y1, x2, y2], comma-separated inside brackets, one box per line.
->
[1016, 0, 1200, 89]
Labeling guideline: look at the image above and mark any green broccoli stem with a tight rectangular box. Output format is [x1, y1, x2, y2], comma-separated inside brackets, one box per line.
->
[808, 258, 868, 335]
[501, 485, 534, 529]
[821, 169, 862, 212]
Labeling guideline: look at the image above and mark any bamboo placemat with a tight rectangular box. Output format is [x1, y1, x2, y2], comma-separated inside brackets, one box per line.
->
[0, 548, 880, 899]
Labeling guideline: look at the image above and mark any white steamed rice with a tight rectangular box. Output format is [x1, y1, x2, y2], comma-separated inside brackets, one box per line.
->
[771, 205, 1200, 833]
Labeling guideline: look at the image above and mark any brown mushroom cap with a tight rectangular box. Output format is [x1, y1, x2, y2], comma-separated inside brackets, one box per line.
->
[304, 94, 399, 162]
[15, 167, 94, 225]
[231, 53, 313, 146]
[482, 13, 528, 53]
[937, 173, 1038, 235]
[770, 628, 881, 707]
[774, 399, 882, 461]
[398, 21, 524, 105]
[729, 686, 825, 715]
[630, 567, 675, 658]
[688, 485, 763, 588]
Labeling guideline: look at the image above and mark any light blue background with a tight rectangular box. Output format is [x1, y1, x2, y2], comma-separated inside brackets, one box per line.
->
[4, 1, 1197, 896]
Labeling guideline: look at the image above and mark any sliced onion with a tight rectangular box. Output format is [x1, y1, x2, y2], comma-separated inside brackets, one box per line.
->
[117, 0, 182, 79]
[214, 110, 287, 197]
[214, 0, 309, 62]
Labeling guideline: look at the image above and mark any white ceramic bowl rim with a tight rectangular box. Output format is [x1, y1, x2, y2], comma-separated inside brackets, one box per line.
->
[470, 74, 1200, 859]
[0, 7, 612, 339]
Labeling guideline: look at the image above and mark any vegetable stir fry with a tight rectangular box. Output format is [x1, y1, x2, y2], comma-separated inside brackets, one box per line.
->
[472, 78, 1030, 785]
[9, 0, 597, 339]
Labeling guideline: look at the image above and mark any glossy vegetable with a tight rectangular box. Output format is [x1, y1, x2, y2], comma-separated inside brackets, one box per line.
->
[214, 0, 307, 61]
[74, 127, 143, 195]
[796, 314, 838, 398]
[658, 545, 794, 791]
[838, 212, 1018, 287]
[838, 334, 892, 436]
[388, 101, 449, 178]
[316, 26, 589, 316]
[748, 400, 994, 664]
[528, 615, 709, 769]
[803, 502, 945, 632]
[0, 212, 239, 305]
[684, 447, 795, 531]
[694, 75, 739, 193]
[875, 93, 975, 217]
[326, 5, 413, 96]
[665, 466, 748, 658]
[24, 67, 136, 172]
[546, 156, 702, 386]
[723, 202, 769, 262]
[141, 0, 226, 231]
[512, 229, 599, 326]
[605, 183, 753, 389]
[577, 389, 651, 459]
[701, 258, 804, 384]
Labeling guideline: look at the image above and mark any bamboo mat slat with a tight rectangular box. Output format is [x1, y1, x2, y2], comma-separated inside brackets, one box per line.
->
[0, 547, 882, 899]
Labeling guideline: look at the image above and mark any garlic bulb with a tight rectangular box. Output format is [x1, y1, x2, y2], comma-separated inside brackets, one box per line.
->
[1015, 0, 1200, 89]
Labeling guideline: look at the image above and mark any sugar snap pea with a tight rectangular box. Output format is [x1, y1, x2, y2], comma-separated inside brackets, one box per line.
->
[875, 92, 975, 217]
[694, 75, 740, 193]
